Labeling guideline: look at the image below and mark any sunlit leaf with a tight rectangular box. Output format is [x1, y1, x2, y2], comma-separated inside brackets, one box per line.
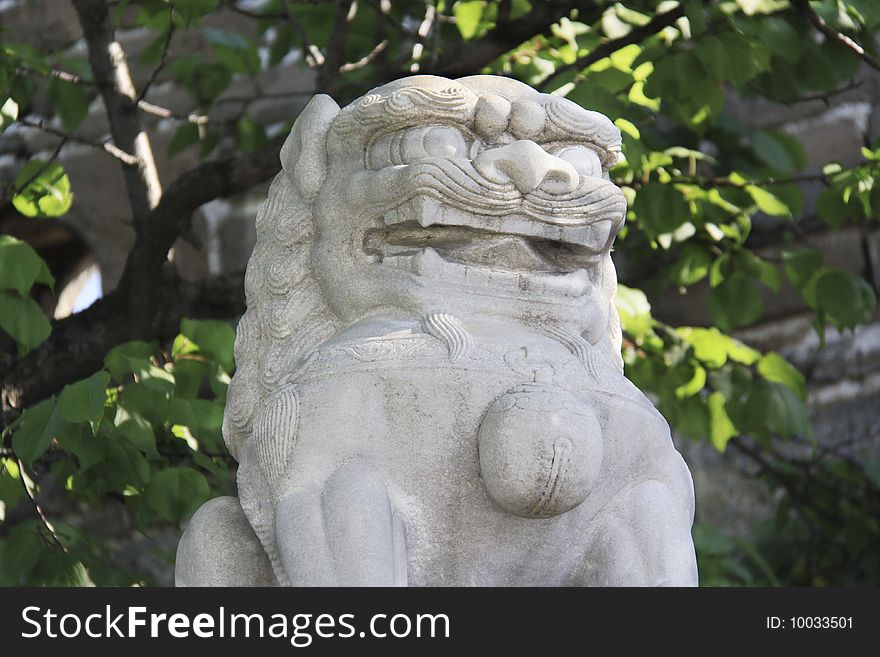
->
[12, 160, 73, 218]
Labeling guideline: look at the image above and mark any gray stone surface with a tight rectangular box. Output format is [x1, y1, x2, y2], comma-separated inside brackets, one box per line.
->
[176, 75, 699, 587]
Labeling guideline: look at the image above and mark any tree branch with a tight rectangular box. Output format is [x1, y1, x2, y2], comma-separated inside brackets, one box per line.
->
[0, 138, 67, 213]
[17, 458, 67, 553]
[748, 78, 864, 107]
[1, 133, 284, 416]
[137, 17, 176, 103]
[363, 0, 416, 38]
[16, 117, 138, 165]
[794, 0, 880, 72]
[317, 0, 356, 95]
[429, 0, 583, 78]
[1, 269, 247, 422]
[662, 172, 830, 189]
[14, 61, 210, 127]
[409, 1, 437, 73]
[339, 39, 389, 73]
[72, 0, 162, 229]
[537, 4, 685, 91]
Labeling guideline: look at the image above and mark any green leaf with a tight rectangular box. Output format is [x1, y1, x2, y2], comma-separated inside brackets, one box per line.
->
[736, 0, 790, 16]
[671, 244, 711, 286]
[98, 440, 150, 493]
[675, 364, 706, 398]
[615, 284, 653, 337]
[757, 352, 806, 400]
[12, 160, 73, 218]
[0, 525, 46, 584]
[113, 410, 159, 459]
[744, 380, 810, 439]
[0, 459, 24, 521]
[179, 318, 235, 373]
[170, 0, 219, 24]
[816, 186, 854, 227]
[633, 183, 690, 238]
[752, 130, 804, 173]
[56, 423, 108, 472]
[58, 371, 110, 430]
[167, 123, 200, 158]
[104, 341, 155, 380]
[757, 259, 781, 291]
[11, 399, 63, 465]
[119, 382, 169, 425]
[746, 185, 790, 216]
[708, 272, 763, 330]
[206, 28, 260, 75]
[0, 235, 53, 295]
[1, 97, 18, 131]
[188, 399, 224, 431]
[0, 291, 52, 355]
[707, 391, 737, 452]
[814, 269, 876, 330]
[736, 251, 781, 291]
[237, 115, 268, 154]
[170, 58, 231, 105]
[697, 35, 729, 80]
[104, 341, 174, 392]
[769, 183, 804, 219]
[48, 78, 90, 133]
[145, 467, 212, 525]
[167, 397, 197, 428]
[678, 327, 760, 368]
[29, 550, 92, 586]
[845, 0, 880, 28]
[683, 0, 706, 35]
[454, 1, 486, 39]
[705, 32, 764, 85]
[782, 248, 823, 292]
[171, 358, 213, 399]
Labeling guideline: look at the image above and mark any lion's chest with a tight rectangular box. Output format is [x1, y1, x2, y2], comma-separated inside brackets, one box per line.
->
[269, 327, 679, 585]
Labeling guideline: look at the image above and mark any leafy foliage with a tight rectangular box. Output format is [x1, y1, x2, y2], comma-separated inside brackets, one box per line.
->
[0, 236, 53, 355]
[11, 160, 74, 218]
[1, 314, 231, 585]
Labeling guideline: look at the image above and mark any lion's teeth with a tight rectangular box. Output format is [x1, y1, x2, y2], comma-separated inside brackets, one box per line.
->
[414, 197, 438, 227]
[412, 246, 442, 274]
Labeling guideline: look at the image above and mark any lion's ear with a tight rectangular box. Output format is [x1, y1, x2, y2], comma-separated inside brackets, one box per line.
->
[280, 94, 340, 201]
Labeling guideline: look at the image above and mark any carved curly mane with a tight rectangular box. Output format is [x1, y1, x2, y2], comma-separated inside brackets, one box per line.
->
[222, 149, 341, 462]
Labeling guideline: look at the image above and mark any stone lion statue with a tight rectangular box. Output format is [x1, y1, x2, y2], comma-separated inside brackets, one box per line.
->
[175, 75, 698, 587]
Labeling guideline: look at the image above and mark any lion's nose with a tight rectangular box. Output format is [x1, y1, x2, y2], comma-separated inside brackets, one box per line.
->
[473, 140, 580, 195]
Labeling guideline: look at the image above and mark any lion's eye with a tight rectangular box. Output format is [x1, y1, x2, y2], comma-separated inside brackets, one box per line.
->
[554, 145, 603, 178]
[368, 126, 468, 168]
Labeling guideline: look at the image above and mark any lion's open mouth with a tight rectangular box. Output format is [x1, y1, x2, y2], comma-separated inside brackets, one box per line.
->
[365, 223, 601, 274]
[361, 194, 621, 297]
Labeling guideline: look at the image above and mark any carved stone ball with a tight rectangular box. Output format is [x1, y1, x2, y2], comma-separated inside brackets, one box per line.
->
[478, 383, 603, 518]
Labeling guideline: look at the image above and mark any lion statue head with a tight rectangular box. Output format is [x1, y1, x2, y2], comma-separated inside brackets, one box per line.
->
[223, 75, 628, 463]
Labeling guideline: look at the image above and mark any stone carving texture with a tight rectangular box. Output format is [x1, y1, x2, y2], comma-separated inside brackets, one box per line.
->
[175, 75, 698, 587]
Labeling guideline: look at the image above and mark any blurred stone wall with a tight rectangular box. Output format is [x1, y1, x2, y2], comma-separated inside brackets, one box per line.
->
[658, 80, 880, 536]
